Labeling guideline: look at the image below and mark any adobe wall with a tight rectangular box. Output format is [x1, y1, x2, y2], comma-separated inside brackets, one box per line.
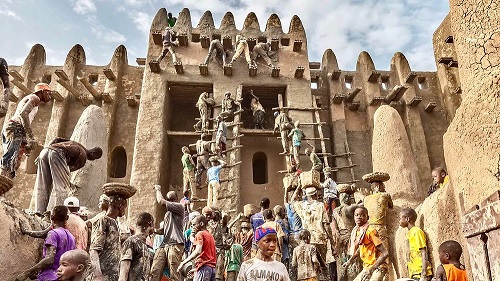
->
[1, 44, 142, 210]
[318, 49, 449, 190]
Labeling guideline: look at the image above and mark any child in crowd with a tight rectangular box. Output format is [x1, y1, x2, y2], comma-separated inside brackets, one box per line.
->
[238, 226, 290, 281]
[343, 206, 388, 281]
[178, 214, 217, 281]
[225, 243, 243, 281]
[292, 229, 321, 281]
[261, 209, 285, 261]
[16, 205, 76, 281]
[56, 249, 91, 281]
[119, 212, 155, 281]
[432, 240, 468, 281]
[399, 208, 433, 281]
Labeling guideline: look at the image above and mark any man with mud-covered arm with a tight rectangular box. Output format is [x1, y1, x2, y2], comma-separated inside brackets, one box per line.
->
[0, 83, 52, 178]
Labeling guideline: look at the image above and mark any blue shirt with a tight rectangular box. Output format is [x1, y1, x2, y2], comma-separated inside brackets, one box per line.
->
[207, 165, 223, 182]
[285, 203, 303, 233]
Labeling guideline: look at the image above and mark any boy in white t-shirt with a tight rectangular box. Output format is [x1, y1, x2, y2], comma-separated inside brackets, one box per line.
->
[237, 226, 290, 281]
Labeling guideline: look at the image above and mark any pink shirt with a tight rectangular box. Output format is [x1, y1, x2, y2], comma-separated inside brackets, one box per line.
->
[65, 213, 88, 250]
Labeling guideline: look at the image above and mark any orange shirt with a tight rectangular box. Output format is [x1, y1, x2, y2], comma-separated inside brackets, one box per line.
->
[358, 226, 387, 269]
[443, 264, 468, 281]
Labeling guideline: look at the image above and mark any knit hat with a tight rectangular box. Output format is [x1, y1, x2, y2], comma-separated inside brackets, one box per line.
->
[254, 226, 277, 242]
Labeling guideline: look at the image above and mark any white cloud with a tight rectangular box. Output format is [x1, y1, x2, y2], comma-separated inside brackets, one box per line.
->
[86, 15, 127, 44]
[73, 0, 97, 15]
[0, 7, 22, 21]
[90, 26, 127, 44]
[131, 11, 153, 36]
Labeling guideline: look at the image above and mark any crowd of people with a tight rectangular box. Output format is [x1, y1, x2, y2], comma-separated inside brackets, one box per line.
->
[11, 166, 467, 281]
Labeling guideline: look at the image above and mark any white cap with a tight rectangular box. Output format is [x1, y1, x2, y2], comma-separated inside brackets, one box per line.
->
[305, 187, 317, 196]
[64, 196, 80, 208]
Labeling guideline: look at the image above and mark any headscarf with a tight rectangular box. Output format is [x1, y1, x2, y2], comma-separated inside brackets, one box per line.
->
[254, 226, 277, 242]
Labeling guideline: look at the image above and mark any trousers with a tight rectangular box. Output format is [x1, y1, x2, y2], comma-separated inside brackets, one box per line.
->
[183, 169, 196, 197]
[231, 41, 251, 64]
[208, 180, 220, 207]
[34, 148, 71, 214]
[1, 121, 26, 178]
[150, 244, 184, 281]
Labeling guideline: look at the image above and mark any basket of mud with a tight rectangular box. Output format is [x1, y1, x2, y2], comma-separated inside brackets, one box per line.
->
[300, 170, 320, 188]
[362, 172, 390, 183]
[0, 175, 13, 196]
[337, 184, 354, 194]
[243, 204, 259, 217]
[103, 183, 137, 199]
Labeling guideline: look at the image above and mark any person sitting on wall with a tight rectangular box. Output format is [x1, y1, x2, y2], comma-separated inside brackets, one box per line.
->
[0, 57, 11, 117]
[428, 167, 450, 196]
[33, 137, 102, 215]
[219, 92, 241, 120]
[0, 83, 52, 179]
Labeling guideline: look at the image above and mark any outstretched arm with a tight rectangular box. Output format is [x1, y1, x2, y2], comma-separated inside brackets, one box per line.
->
[19, 222, 50, 239]
[15, 246, 56, 280]
[178, 244, 202, 272]
[154, 185, 167, 205]
[49, 137, 71, 145]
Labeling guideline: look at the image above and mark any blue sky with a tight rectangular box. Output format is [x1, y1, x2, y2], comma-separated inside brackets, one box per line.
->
[0, 0, 449, 70]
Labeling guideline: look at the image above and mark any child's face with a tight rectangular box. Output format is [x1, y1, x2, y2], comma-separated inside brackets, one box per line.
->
[258, 233, 277, 258]
[399, 214, 409, 228]
[57, 255, 81, 280]
[354, 209, 368, 226]
[438, 250, 449, 264]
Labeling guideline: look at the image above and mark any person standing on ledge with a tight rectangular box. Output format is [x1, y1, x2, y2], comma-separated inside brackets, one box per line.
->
[33, 137, 102, 214]
[0, 83, 52, 179]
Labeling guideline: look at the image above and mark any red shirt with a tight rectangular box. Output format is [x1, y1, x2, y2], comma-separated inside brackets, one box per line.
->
[194, 230, 217, 269]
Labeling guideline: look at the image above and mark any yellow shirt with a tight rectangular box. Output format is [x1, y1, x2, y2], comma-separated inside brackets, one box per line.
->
[364, 192, 392, 225]
[359, 226, 386, 269]
[407, 226, 433, 277]
[439, 175, 450, 189]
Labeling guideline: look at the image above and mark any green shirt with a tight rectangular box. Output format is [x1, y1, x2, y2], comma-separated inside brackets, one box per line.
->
[181, 154, 194, 171]
[167, 17, 176, 27]
[225, 244, 243, 272]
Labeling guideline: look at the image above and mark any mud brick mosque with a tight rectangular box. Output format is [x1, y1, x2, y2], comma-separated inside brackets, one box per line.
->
[1, 2, 499, 279]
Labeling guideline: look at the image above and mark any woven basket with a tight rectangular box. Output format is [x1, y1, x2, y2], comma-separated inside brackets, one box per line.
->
[243, 204, 259, 217]
[300, 170, 321, 188]
[0, 175, 13, 196]
[337, 184, 354, 194]
[102, 183, 137, 199]
[362, 172, 390, 183]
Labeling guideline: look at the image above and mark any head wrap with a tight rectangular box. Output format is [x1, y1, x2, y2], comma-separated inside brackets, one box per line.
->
[254, 226, 277, 242]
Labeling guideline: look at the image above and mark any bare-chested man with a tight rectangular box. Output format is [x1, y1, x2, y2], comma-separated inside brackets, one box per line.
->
[1, 83, 51, 178]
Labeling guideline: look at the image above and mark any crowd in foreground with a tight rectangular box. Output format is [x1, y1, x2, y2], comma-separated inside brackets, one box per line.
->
[12, 168, 468, 281]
